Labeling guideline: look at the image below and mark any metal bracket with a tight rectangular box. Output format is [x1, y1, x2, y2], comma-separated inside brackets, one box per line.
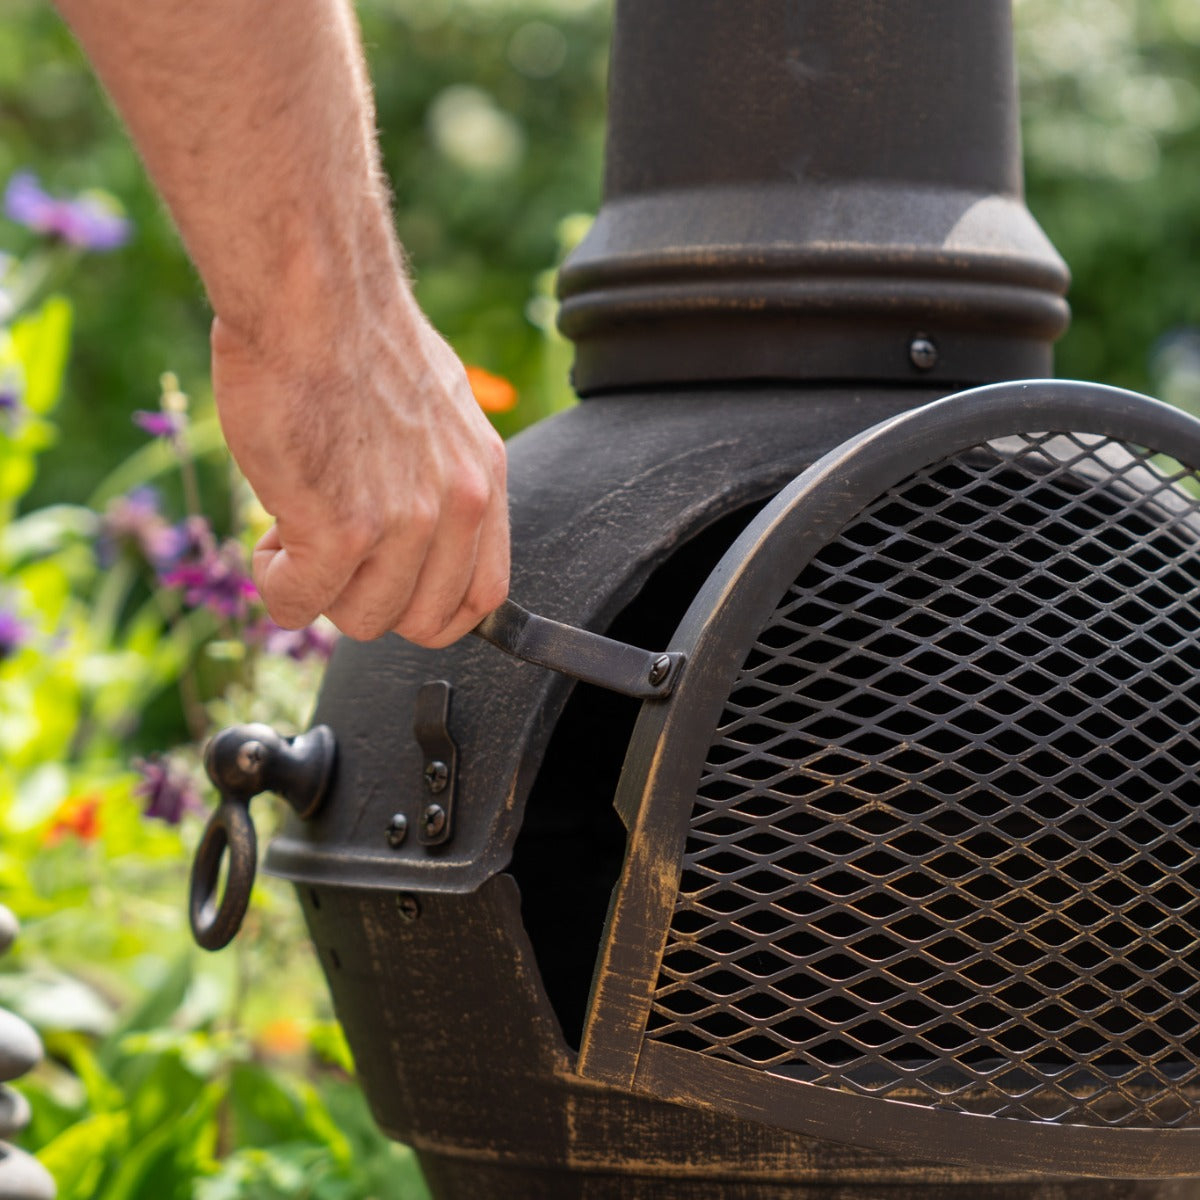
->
[414, 681, 458, 847]
[473, 600, 685, 700]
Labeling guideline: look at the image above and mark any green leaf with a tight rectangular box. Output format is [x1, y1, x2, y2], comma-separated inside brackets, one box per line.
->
[10, 295, 72, 416]
[36, 1109, 128, 1199]
[99, 955, 193, 1069]
[1, 503, 97, 562]
[49, 1033, 123, 1114]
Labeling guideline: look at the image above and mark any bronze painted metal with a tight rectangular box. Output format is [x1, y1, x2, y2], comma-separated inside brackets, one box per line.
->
[582, 380, 1200, 1176]
[188, 1, 1200, 1195]
[557, 0, 1069, 394]
[475, 599, 685, 700]
[189, 603, 688, 943]
[189, 723, 336, 950]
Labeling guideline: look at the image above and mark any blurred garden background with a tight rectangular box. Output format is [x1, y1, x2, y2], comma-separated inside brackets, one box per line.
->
[0, 0, 1198, 1196]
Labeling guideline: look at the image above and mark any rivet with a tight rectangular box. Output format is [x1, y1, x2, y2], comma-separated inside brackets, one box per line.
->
[423, 803, 447, 839]
[423, 760, 449, 794]
[386, 813, 408, 848]
[648, 654, 673, 687]
[396, 893, 421, 922]
[909, 335, 938, 371]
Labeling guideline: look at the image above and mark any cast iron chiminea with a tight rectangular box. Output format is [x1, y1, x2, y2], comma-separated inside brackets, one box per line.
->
[191, 3, 1200, 1196]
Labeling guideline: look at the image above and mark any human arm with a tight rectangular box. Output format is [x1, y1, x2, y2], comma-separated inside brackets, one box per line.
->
[50, 0, 510, 647]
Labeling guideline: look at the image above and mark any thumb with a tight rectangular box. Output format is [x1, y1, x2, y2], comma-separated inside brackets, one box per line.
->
[253, 524, 351, 629]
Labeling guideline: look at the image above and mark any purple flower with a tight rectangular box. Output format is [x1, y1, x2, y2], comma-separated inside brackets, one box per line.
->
[251, 617, 338, 662]
[133, 755, 202, 825]
[97, 487, 187, 568]
[0, 386, 22, 429]
[161, 538, 258, 619]
[4, 171, 131, 251]
[132, 409, 185, 439]
[0, 609, 27, 660]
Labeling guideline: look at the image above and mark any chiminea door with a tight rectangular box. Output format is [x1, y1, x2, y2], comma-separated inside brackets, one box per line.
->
[579, 379, 1200, 1178]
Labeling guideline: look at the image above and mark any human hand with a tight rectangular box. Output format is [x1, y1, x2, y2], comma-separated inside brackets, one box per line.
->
[210, 294, 510, 648]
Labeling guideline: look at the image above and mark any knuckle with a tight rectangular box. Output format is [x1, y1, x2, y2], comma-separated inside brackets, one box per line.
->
[395, 613, 443, 648]
[464, 574, 509, 621]
[485, 432, 508, 483]
[404, 496, 438, 540]
[452, 470, 490, 523]
[340, 518, 382, 562]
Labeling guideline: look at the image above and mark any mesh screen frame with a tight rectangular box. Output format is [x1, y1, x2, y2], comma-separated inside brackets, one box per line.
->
[578, 381, 1200, 1177]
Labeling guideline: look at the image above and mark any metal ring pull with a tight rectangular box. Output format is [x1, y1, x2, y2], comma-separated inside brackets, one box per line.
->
[188, 723, 336, 951]
[190, 798, 257, 951]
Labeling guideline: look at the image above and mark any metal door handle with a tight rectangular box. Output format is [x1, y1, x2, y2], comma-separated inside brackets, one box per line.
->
[473, 599, 684, 700]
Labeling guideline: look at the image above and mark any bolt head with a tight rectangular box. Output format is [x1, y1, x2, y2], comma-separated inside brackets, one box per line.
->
[909, 335, 938, 371]
[396, 893, 421, 922]
[648, 654, 673, 687]
[386, 813, 408, 848]
[423, 760, 450, 794]
[423, 803, 447, 839]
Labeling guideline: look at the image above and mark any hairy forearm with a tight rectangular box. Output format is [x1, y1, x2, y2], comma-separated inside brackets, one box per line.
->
[52, 0, 511, 647]
[52, 0, 410, 347]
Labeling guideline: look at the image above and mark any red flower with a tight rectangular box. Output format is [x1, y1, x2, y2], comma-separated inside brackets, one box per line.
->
[44, 793, 103, 845]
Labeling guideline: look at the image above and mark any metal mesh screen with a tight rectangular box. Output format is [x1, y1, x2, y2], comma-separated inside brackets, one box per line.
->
[646, 432, 1200, 1127]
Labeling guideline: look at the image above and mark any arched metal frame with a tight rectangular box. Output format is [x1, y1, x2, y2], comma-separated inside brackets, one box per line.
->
[579, 380, 1200, 1178]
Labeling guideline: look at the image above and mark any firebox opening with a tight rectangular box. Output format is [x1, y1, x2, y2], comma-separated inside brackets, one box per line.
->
[508, 501, 768, 1050]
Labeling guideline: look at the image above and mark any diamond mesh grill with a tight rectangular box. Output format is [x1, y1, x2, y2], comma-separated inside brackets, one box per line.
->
[647, 432, 1200, 1127]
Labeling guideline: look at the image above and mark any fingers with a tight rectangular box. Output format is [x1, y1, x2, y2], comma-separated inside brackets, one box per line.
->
[253, 522, 370, 630]
[319, 503, 438, 641]
[213, 298, 511, 649]
[395, 473, 510, 648]
[318, 462, 509, 647]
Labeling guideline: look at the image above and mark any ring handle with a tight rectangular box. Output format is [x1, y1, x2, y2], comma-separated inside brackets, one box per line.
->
[189, 798, 258, 951]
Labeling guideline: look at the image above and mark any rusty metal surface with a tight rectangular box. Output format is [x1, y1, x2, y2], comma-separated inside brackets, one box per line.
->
[300, 875, 1168, 1198]
[558, 0, 1069, 394]
[582, 381, 1200, 1175]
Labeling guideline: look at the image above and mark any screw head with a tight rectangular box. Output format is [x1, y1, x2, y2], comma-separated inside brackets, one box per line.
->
[386, 813, 408, 848]
[423, 760, 449, 794]
[396, 893, 421, 922]
[909, 335, 938, 371]
[423, 803, 447, 839]
[648, 654, 673, 687]
[235, 740, 267, 777]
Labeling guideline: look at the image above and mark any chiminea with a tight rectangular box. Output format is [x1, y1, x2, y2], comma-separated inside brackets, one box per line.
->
[190, 3, 1200, 1197]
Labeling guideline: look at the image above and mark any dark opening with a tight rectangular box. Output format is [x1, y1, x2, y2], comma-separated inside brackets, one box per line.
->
[508, 502, 765, 1049]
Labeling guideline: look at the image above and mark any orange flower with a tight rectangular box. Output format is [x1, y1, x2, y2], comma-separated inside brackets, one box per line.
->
[257, 1017, 307, 1057]
[465, 365, 518, 414]
[44, 792, 103, 845]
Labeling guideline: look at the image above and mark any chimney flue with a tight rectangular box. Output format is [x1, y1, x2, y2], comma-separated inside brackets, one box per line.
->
[558, 0, 1070, 394]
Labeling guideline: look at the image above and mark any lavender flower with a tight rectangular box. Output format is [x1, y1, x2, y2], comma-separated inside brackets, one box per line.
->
[161, 538, 258, 619]
[4, 171, 131, 251]
[171, 514, 217, 565]
[133, 755, 201, 825]
[251, 617, 338, 662]
[97, 487, 187, 568]
[0, 609, 27, 660]
[132, 409, 186, 439]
